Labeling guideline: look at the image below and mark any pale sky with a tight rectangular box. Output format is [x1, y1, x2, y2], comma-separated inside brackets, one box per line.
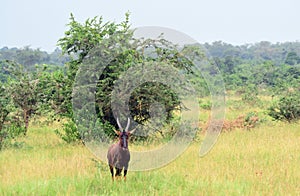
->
[1, 0, 300, 52]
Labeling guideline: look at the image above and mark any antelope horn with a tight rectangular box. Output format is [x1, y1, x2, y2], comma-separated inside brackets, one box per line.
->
[125, 118, 130, 132]
[116, 117, 123, 130]
[129, 128, 136, 135]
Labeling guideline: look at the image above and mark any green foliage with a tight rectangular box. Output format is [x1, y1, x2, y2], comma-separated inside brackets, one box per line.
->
[1, 62, 65, 137]
[7, 63, 42, 134]
[206, 41, 300, 65]
[128, 82, 180, 123]
[241, 85, 259, 106]
[0, 71, 29, 149]
[55, 119, 80, 144]
[36, 66, 71, 118]
[0, 60, 12, 82]
[0, 114, 26, 150]
[4, 119, 26, 138]
[0, 46, 69, 68]
[0, 84, 10, 129]
[199, 99, 212, 110]
[57, 12, 200, 141]
[285, 51, 300, 65]
[268, 92, 300, 122]
[58, 13, 130, 61]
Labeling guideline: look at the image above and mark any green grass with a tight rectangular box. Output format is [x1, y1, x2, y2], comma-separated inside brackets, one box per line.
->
[0, 110, 300, 195]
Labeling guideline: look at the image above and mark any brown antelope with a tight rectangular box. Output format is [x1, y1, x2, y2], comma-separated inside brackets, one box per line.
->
[107, 117, 135, 181]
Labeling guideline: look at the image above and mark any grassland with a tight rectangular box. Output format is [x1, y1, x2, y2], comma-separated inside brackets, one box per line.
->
[0, 98, 300, 195]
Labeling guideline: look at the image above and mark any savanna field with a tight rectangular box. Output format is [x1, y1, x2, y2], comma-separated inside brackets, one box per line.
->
[0, 96, 299, 196]
[1, 13, 300, 196]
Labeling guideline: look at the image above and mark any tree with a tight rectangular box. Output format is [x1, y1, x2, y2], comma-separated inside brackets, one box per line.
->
[285, 51, 300, 65]
[0, 60, 11, 82]
[7, 63, 44, 135]
[0, 83, 11, 145]
[224, 56, 235, 74]
[0, 79, 27, 149]
[57, 13, 197, 140]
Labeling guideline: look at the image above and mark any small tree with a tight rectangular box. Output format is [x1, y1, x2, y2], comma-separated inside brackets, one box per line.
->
[0, 81, 26, 149]
[0, 84, 11, 147]
[7, 63, 43, 135]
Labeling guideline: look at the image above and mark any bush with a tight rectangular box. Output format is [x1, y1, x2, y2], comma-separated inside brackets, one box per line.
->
[54, 117, 113, 144]
[241, 86, 260, 106]
[244, 111, 260, 129]
[0, 122, 26, 150]
[268, 92, 300, 122]
[55, 119, 81, 144]
[199, 99, 212, 110]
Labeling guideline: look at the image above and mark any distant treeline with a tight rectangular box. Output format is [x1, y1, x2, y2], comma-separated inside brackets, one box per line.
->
[1, 41, 300, 95]
[0, 46, 70, 70]
[204, 41, 300, 66]
[1, 41, 300, 68]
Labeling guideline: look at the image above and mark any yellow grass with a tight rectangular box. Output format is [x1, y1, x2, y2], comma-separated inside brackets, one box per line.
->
[0, 108, 299, 195]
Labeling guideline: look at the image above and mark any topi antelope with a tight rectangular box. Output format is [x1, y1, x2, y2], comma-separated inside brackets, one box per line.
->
[107, 117, 135, 181]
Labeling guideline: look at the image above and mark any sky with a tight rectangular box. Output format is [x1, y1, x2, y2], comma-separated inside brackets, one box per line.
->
[1, 0, 300, 52]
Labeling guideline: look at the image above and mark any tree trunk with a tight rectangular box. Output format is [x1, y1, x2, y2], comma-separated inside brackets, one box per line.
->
[24, 109, 29, 135]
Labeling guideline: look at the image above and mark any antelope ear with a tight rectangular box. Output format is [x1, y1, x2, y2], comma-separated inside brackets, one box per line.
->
[114, 130, 120, 135]
[128, 128, 136, 135]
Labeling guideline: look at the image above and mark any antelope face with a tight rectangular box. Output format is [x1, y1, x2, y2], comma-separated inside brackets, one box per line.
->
[115, 117, 136, 149]
[119, 130, 130, 149]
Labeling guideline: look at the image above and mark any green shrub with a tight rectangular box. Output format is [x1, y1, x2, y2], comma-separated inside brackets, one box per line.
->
[268, 92, 300, 122]
[0, 122, 26, 150]
[199, 99, 212, 110]
[241, 87, 260, 106]
[55, 119, 81, 143]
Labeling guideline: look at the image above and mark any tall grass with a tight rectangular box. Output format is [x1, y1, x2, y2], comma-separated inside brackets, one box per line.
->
[0, 103, 299, 195]
[1, 122, 299, 195]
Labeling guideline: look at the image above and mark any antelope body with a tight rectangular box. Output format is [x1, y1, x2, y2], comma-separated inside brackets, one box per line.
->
[107, 118, 134, 181]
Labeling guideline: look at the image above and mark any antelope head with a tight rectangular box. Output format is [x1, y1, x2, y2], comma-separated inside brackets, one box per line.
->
[115, 117, 135, 149]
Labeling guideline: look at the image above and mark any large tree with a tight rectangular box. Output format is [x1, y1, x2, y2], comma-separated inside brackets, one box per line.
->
[57, 13, 197, 136]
